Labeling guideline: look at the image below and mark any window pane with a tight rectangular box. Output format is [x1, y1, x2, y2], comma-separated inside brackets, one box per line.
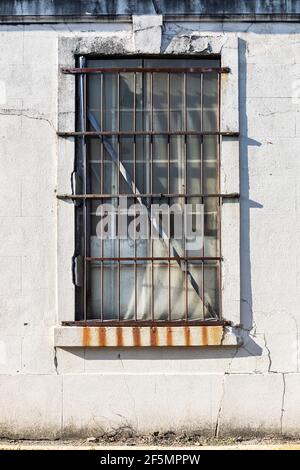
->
[153, 73, 168, 131]
[204, 261, 220, 319]
[81, 58, 221, 322]
[186, 73, 201, 131]
[203, 74, 219, 131]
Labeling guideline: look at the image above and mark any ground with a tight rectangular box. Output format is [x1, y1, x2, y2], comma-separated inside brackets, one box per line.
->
[1, 433, 300, 450]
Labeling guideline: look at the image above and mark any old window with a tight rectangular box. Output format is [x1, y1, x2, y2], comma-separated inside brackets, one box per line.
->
[72, 57, 227, 324]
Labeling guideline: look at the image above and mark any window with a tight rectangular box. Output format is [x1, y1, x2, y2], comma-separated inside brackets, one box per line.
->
[72, 57, 227, 324]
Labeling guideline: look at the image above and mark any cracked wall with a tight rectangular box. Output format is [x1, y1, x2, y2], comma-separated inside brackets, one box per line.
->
[0, 17, 300, 438]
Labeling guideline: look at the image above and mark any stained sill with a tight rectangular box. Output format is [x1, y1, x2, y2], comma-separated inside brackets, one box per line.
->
[54, 323, 242, 347]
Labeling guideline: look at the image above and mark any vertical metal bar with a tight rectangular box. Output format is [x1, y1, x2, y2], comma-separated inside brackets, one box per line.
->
[167, 72, 171, 321]
[201, 72, 205, 319]
[217, 72, 222, 319]
[79, 56, 87, 321]
[183, 72, 188, 320]
[100, 72, 104, 321]
[151, 72, 154, 321]
[133, 72, 137, 321]
[117, 72, 121, 321]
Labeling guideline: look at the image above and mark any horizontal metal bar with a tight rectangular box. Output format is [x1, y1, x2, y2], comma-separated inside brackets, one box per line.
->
[57, 192, 240, 200]
[86, 257, 222, 262]
[61, 319, 229, 327]
[57, 130, 239, 137]
[62, 67, 230, 75]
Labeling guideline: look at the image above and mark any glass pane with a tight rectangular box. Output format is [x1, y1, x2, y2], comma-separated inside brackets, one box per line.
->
[187, 262, 204, 320]
[170, 73, 184, 131]
[136, 263, 152, 320]
[87, 264, 101, 319]
[203, 73, 219, 131]
[102, 262, 118, 320]
[87, 74, 101, 126]
[120, 73, 134, 132]
[204, 197, 219, 257]
[153, 73, 168, 131]
[136, 136, 150, 193]
[186, 73, 201, 131]
[88, 138, 101, 193]
[187, 136, 202, 194]
[170, 136, 184, 193]
[119, 136, 134, 194]
[153, 264, 169, 320]
[204, 261, 220, 319]
[170, 262, 185, 320]
[120, 263, 135, 320]
[144, 58, 220, 68]
[152, 136, 168, 193]
[103, 73, 118, 131]
[103, 137, 118, 194]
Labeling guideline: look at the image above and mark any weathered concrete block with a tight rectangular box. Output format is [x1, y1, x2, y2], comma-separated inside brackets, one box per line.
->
[282, 373, 300, 436]
[21, 335, 56, 374]
[62, 373, 224, 436]
[0, 257, 21, 296]
[218, 374, 284, 436]
[132, 15, 162, 53]
[0, 336, 22, 374]
[0, 375, 62, 439]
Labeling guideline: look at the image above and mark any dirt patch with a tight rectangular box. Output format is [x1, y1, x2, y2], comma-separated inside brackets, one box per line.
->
[1, 429, 300, 448]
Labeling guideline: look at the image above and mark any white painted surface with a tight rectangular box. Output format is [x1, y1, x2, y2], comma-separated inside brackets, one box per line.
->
[0, 18, 299, 437]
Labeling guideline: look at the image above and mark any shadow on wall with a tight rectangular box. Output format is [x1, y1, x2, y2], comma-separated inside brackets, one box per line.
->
[239, 37, 262, 340]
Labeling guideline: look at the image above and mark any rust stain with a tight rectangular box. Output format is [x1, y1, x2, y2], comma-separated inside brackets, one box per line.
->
[184, 326, 191, 346]
[201, 326, 208, 346]
[116, 326, 123, 347]
[97, 327, 106, 347]
[150, 327, 157, 346]
[82, 327, 91, 346]
[166, 327, 173, 347]
[132, 327, 141, 347]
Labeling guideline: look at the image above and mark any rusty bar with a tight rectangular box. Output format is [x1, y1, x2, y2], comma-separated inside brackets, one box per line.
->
[79, 55, 88, 321]
[62, 67, 231, 75]
[201, 72, 205, 321]
[167, 72, 171, 321]
[57, 192, 240, 200]
[151, 71, 154, 323]
[62, 319, 228, 327]
[57, 130, 240, 137]
[86, 256, 222, 261]
[218, 72, 223, 321]
[117, 72, 121, 322]
[183, 71, 188, 321]
[100, 72, 104, 322]
[133, 72, 137, 323]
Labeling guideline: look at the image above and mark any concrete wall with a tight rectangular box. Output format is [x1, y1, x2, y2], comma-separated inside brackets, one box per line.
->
[0, 16, 300, 438]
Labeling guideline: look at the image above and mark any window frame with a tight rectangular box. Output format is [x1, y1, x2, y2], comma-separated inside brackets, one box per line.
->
[55, 30, 240, 347]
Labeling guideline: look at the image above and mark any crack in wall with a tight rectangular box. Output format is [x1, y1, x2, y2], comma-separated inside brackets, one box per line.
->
[0, 108, 55, 130]
[280, 373, 286, 434]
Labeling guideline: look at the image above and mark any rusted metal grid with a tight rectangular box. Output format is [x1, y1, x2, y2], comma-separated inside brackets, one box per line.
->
[62, 58, 239, 327]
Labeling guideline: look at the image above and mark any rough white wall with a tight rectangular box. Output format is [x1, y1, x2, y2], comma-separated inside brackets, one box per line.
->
[0, 19, 300, 438]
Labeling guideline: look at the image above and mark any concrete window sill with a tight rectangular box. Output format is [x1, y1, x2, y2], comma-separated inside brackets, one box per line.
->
[54, 325, 242, 347]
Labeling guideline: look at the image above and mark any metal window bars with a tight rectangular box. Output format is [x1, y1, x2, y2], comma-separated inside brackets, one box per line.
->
[59, 58, 239, 325]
